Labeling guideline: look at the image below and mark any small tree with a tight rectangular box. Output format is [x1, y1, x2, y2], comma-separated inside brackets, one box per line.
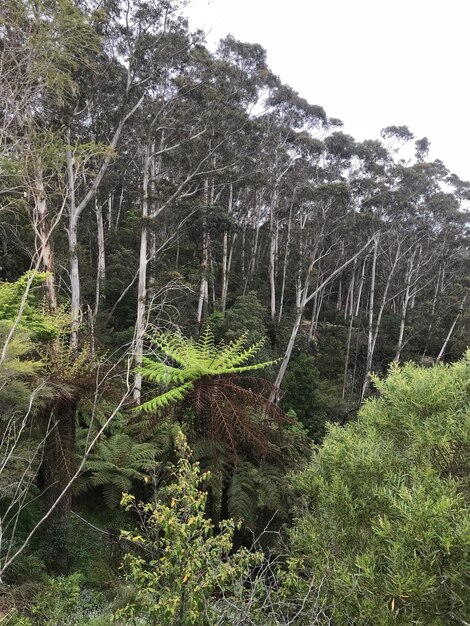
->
[114, 431, 262, 626]
[137, 328, 287, 457]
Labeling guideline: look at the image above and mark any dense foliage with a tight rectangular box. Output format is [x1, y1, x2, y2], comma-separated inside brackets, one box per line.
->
[290, 354, 470, 624]
[0, 0, 469, 623]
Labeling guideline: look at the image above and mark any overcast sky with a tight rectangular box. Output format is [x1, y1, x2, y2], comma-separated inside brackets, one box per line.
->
[185, 0, 470, 181]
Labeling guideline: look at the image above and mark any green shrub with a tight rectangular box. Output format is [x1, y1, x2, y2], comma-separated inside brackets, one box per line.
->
[113, 431, 263, 626]
[289, 353, 470, 625]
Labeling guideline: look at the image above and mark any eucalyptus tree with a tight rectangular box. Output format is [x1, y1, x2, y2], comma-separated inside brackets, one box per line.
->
[256, 85, 330, 323]
[0, 0, 99, 311]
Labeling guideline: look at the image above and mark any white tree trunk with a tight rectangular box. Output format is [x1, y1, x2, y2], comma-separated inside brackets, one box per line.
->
[94, 198, 106, 317]
[278, 201, 293, 324]
[394, 249, 417, 362]
[33, 165, 57, 312]
[361, 234, 379, 401]
[436, 295, 467, 363]
[133, 144, 151, 403]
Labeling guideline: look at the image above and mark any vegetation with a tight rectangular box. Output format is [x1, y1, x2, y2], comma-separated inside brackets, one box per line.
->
[289, 354, 470, 624]
[0, 0, 469, 623]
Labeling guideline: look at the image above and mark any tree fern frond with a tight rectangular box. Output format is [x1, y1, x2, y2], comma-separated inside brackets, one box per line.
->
[138, 382, 194, 413]
[228, 463, 257, 527]
[102, 484, 123, 508]
[139, 359, 190, 385]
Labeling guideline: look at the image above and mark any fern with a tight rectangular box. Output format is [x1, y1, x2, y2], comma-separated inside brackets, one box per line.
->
[136, 330, 286, 457]
[75, 431, 156, 507]
[138, 329, 278, 414]
[228, 462, 258, 527]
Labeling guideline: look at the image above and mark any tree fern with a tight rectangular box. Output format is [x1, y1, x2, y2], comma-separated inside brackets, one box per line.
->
[137, 329, 287, 456]
[138, 328, 278, 413]
[228, 462, 258, 527]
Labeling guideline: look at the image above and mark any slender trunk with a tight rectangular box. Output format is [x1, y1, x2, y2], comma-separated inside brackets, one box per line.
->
[355, 256, 367, 317]
[107, 193, 112, 231]
[344, 262, 356, 320]
[336, 277, 342, 312]
[33, 165, 57, 312]
[94, 198, 106, 317]
[241, 224, 246, 285]
[308, 286, 324, 341]
[133, 144, 151, 403]
[209, 237, 216, 308]
[278, 201, 293, 324]
[269, 213, 277, 321]
[246, 194, 262, 290]
[196, 179, 210, 330]
[436, 296, 466, 363]
[342, 309, 355, 399]
[269, 181, 279, 321]
[196, 230, 209, 330]
[274, 305, 303, 396]
[226, 233, 237, 301]
[221, 185, 234, 311]
[221, 230, 228, 311]
[394, 249, 416, 362]
[66, 138, 81, 352]
[115, 186, 124, 231]
[69, 215, 80, 351]
[361, 234, 379, 401]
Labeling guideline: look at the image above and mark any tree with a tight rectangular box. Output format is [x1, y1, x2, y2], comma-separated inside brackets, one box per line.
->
[138, 328, 286, 455]
[136, 329, 309, 530]
[114, 430, 262, 626]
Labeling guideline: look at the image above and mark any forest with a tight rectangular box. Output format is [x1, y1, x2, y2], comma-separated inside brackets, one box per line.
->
[0, 0, 469, 624]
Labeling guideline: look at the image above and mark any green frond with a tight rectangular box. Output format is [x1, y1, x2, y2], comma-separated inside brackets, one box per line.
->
[138, 382, 194, 413]
[256, 462, 289, 515]
[137, 331, 277, 417]
[75, 430, 158, 506]
[228, 463, 258, 527]
[139, 359, 190, 385]
[102, 484, 124, 508]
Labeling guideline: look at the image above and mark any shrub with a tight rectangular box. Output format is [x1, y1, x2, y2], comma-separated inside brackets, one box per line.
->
[289, 353, 470, 625]
[113, 431, 263, 626]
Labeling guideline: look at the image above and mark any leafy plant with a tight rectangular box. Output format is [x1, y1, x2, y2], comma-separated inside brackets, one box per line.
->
[113, 431, 262, 626]
[138, 329, 288, 456]
[289, 353, 470, 625]
[75, 429, 156, 507]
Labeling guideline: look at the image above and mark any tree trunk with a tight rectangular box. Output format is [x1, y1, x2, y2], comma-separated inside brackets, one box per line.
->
[41, 395, 78, 574]
[94, 198, 106, 317]
[196, 179, 210, 331]
[133, 144, 151, 403]
[278, 201, 293, 325]
[436, 295, 467, 363]
[361, 234, 379, 401]
[394, 249, 417, 362]
[196, 230, 210, 330]
[269, 184, 278, 321]
[33, 165, 57, 312]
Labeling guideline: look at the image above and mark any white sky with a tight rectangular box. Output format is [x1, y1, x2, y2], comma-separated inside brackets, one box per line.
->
[185, 0, 470, 181]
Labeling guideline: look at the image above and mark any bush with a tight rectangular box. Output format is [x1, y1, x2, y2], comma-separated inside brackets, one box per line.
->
[289, 353, 470, 625]
[114, 431, 263, 626]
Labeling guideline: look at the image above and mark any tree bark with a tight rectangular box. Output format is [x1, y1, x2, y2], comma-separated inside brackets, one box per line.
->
[33, 165, 57, 312]
[133, 144, 151, 403]
[41, 395, 78, 574]
[94, 198, 106, 317]
[361, 234, 379, 401]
